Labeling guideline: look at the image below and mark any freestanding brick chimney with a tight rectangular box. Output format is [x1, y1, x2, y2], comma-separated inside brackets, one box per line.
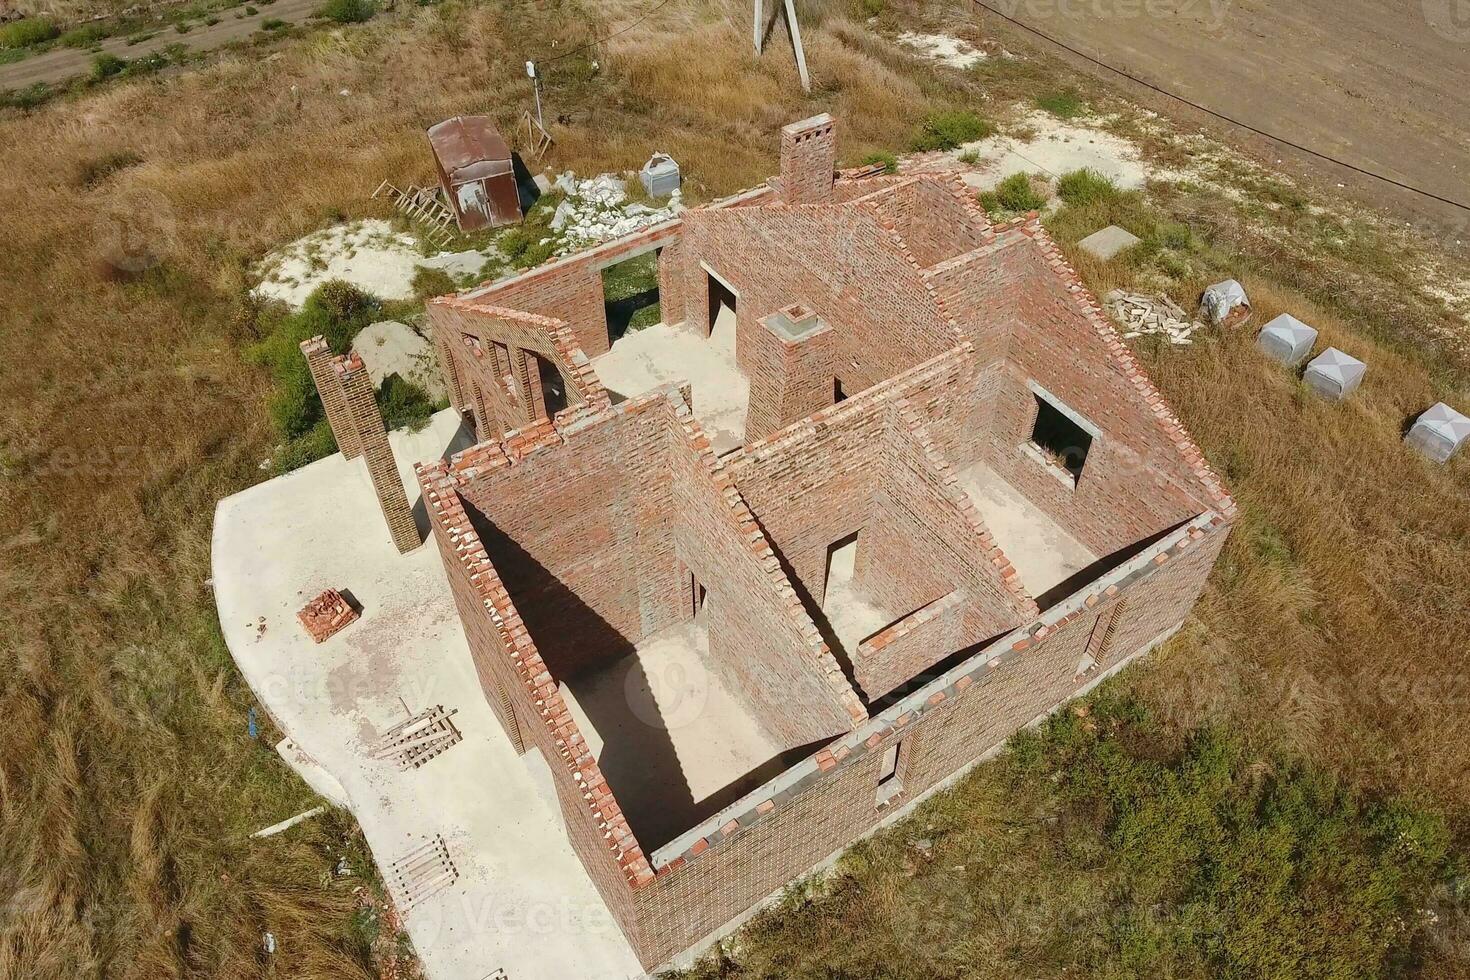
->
[779, 113, 837, 206]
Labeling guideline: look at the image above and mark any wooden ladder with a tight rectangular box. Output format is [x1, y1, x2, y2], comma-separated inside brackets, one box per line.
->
[372, 179, 456, 249]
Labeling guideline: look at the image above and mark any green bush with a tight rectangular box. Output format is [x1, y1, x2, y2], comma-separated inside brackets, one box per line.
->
[316, 0, 375, 24]
[979, 172, 1046, 215]
[376, 373, 438, 432]
[247, 280, 382, 455]
[0, 18, 59, 49]
[1055, 167, 1120, 207]
[1035, 88, 1085, 119]
[261, 17, 287, 30]
[91, 53, 126, 80]
[0, 82, 51, 109]
[858, 0, 884, 16]
[60, 24, 110, 47]
[910, 109, 994, 152]
[860, 150, 897, 174]
[410, 265, 456, 300]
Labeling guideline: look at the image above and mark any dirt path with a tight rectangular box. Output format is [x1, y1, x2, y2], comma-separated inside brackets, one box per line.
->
[0, 0, 320, 90]
[974, 0, 1470, 242]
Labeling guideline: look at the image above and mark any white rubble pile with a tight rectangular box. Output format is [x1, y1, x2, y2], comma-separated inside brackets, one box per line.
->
[1103, 289, 1202, 345]
[547, 172, 680, 253]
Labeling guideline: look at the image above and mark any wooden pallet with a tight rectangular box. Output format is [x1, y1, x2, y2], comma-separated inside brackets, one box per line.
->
[388, 833, 459, 912]
[371, 705, 462, 770]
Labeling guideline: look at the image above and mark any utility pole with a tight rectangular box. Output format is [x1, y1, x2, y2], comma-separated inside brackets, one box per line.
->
[753, 0, 810, 91]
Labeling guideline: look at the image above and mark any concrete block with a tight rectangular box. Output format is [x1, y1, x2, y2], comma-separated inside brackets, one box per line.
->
[1302, 347, 1366, 400]
[1077, 224, 1142, 261]
[1256, 313, 1317, 366]
[1405, 402, 1470, 462]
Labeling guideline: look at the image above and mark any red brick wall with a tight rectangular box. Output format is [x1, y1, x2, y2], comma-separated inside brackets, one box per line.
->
[855, 403, 1036, 644]
[853, 590, 966, 701]
[458, 222, 682, 357]
[869, 177, 989, 269]
[626, 517, 1231, 969]
[662, 397, 866, 746]
[450, 397, 684, 678]
[663, 198, 962, 428]
[743, 313, 838, 440]
[725, 349, 974, 606]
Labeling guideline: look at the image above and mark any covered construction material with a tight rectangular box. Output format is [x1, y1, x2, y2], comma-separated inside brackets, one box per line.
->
[427, 115, 522, 232]
[1200, 278, 1250, 326]
[1256, 312, 1318, 365]
[640, 153, 681, 198]
[1303, 346, 1367, 400]
[1405, 402, 1470, 462]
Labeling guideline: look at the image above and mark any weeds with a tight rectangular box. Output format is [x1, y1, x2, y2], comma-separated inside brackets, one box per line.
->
[0, 17, 59, 49]
[1034, 88, 1084, 118]
[910, 108, 993, 151]
[1055, 167, 1120, 207]
[861, 149, 898, 173]
[317, 0, 375, 24]
[979, 171, 1046, 215]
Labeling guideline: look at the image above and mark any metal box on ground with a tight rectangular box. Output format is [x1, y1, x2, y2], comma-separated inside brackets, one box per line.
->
[1256, 313, 1318, 366]
[427, 116, 522, 232]
[1303, 347, 1366, 400]
[1405, 402, 1470, 462]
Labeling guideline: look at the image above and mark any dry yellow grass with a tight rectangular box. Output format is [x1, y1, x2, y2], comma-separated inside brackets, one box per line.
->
[2, 0, 1468, 974]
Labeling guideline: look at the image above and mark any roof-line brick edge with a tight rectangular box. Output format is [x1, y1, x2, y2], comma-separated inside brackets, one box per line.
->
[414, 459, 656, 888]
[888, 397, 1040, 618]
[429, 296, 612, 412]
[1021, 218, 1238, 518]
[649, 509, 1225, 873]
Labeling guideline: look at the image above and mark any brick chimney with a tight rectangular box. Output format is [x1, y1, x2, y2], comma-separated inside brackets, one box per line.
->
[779, 113, 837, 205]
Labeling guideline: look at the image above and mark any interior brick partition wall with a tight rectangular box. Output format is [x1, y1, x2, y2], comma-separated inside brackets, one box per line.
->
[662, 190, 965, 437]
[853, 590, 966, 700]
[660, 391, 867, 743]
[724, 347, 977, 607]
[627, 517, 1230, 969]
[853, 400, 1037, 646]
[332, 352, 419, 554]
[446, 392, 684, 679]
[299, 335, 361, 459]
[866, 175, 990, 269]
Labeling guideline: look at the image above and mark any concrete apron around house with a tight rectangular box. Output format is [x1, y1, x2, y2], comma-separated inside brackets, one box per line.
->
[212, 408, 647, 980]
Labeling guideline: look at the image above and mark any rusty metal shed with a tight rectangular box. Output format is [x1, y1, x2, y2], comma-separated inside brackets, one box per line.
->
[427, 115, 522, 232]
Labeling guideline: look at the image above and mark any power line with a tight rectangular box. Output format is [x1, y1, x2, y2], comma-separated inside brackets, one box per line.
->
[967, 0, 1470, 215]
[535, 0, 680, 64]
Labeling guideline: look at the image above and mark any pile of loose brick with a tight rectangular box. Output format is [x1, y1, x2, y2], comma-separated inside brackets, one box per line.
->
[297, 588, 358, 643]
[1103, 289, 1201, 345]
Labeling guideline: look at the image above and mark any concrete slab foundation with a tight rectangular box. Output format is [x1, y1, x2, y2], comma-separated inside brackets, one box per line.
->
[559, 618, 785, 851]
[1077, 224, 1143, 261]
[958, 460, 1098, 598]
[212, 409, 645, 980]
[592, 317, 749, 454]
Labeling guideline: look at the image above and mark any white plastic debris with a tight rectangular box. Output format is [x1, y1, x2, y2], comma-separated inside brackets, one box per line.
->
[1200, 279, 1250, 325]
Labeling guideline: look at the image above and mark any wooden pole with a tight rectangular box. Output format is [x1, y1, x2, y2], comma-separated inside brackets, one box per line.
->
[783, 0, 811, 92]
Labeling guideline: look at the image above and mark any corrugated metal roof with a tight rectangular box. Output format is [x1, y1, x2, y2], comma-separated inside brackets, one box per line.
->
[427, 115, 512, 182]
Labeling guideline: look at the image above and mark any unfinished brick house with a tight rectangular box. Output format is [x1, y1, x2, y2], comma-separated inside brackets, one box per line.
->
[412, 114, 1235, 970]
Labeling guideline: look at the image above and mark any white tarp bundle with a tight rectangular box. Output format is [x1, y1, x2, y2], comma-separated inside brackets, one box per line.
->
[1200, 279, 1250, 325]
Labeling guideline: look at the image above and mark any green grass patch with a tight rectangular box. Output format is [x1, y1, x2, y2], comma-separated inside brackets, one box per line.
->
[602, 251, 660, 338]
[979, 171, 1047, 216]
[91, 52, 126, 80]
[1055, 167, 1120, 207]
[910, 109, 993, 152]
[0, 17, 59, 49]
[246, 280, 382, 469]
[860, 150, 898, 174]
[1035, 88, 1085, 119]
[673, 690, 1458, 979]
[60, 23, 112, 47]
[316, 0, 376, 23]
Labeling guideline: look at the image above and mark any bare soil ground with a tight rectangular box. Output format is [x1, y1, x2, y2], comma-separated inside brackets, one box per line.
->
[971, 0, 1470, 242]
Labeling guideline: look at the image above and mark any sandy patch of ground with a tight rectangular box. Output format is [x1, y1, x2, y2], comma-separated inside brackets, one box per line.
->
[252, 219, 499, 308]
[896, 32, 987, 69]
[351, 320, 446, 401]
[951, 112, 1148, 192]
